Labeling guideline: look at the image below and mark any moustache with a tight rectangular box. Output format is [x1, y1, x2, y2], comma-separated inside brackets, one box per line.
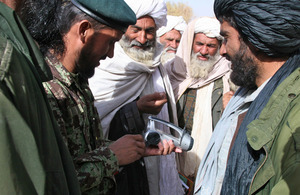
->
[130, 39, 154, 48]
[196, 52, 208, 58]
[165, 46, 177, 52]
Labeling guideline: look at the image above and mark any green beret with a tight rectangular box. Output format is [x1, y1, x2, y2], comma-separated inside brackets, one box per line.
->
[71, 0, 136, 32]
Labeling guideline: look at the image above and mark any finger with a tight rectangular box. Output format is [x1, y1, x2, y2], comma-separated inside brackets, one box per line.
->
[174, 147, 182, 153]
[135, 139, 146, 149]
[150, 92, 166, 101]
[156, 142, 164, 155]
[154, 99, 167, 106]
[131, 134, 144, 141]
[162, 139, 170, 155]
[167, 140, 175, 154]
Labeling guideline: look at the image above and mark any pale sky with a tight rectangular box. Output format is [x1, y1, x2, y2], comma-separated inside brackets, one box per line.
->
[167, 0, 215, 18]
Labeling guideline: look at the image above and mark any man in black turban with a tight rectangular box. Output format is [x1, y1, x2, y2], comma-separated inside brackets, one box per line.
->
[214, 0, 300, 194]
[194, 0, 300, 194]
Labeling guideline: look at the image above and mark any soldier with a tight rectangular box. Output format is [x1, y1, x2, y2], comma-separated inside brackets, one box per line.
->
[34, 0, 179, 194]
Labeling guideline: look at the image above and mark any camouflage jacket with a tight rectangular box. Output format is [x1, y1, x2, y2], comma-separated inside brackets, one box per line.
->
[43, 53, 118, 194]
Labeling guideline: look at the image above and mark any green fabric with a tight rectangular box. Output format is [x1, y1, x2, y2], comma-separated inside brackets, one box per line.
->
[0, 3, 80, 195]
[246, 67, 300, 195]
[43, 53, 119, 194]
[71, 0, 136, 32]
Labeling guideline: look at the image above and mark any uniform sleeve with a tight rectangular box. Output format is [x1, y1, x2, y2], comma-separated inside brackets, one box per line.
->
[43, 82, 119, 193]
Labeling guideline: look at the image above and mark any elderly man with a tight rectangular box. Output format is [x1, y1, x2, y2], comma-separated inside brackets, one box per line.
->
[157, 15, 187, 65]
[165, 17, 232, 182]
[194, 0, 300, 194]
[0, 0, 81, 194]
[89, 0, 184, 194]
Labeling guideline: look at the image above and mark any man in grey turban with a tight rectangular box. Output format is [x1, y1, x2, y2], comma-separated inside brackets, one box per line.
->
[194, 0, 300, 194]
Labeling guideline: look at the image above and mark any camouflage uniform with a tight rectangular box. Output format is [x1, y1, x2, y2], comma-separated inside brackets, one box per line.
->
[43, 53, 118, 194]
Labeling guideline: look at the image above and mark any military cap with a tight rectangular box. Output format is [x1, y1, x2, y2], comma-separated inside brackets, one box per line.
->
[71, 0, 136, 32]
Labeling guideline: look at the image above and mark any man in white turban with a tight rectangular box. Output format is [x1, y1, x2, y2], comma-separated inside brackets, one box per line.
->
[165, 16, 235, 186]
[157, 15, 187, 65]
[89, 0, 184, 195]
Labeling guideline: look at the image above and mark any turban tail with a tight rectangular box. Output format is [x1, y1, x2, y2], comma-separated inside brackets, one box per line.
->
[214, 0, 300, 56]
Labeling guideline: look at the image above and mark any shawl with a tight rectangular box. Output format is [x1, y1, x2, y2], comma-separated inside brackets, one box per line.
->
[165, 18, 231, 101]
[194, 87, 252, 194]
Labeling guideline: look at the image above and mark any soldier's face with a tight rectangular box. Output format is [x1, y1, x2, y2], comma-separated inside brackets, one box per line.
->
[77, 27, 123, 79]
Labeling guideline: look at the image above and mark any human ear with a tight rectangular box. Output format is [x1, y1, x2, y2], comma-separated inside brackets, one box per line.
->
[78, 20, 92, 43]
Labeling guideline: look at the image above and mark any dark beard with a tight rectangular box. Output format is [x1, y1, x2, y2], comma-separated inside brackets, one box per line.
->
[230, 42, 258, 90]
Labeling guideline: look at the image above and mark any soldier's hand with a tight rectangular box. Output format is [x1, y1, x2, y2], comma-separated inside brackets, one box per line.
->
[137, 92, 167, 115]
[144, 140, 182, 156]
[109, 134, 145, 166]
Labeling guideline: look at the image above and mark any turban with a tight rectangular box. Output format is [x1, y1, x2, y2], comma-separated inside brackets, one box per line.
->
[214, 0, 300, 56]
[124, 0, 167, 29]
[157, 15, 187, 37]
[194, 17, 223, 41]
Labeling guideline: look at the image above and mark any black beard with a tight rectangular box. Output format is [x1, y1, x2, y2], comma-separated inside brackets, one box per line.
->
[230, 42, 258, 90]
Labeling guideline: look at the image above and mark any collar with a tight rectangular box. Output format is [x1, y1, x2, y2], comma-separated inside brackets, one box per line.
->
[44, 52, 76, 87]
[244, 78, 270, 104]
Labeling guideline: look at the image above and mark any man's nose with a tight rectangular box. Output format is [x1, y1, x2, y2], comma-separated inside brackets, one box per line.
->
[220, 42, 227, 57]
[137, 30, 147, 45]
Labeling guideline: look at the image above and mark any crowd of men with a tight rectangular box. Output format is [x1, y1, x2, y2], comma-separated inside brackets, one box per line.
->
[1, 0, 299, 194]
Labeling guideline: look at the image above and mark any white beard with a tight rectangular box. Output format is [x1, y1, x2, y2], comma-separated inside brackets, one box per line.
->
[119, 35, 156, 67]
[160, 47, 176, 65]
[189, 51, 220, 79]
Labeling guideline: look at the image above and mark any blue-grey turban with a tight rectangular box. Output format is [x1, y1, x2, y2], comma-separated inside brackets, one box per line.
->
[214, 0, 300, 57]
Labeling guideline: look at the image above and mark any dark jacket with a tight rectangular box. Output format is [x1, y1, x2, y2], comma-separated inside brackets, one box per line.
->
[0, 3, 80, 194]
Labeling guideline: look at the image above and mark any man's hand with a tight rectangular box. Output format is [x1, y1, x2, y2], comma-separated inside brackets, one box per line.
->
[222, 90, 234, 110]
[109, 134, 145, 166]
[144, 139, 182, 156]
[137, 92, 167, 114]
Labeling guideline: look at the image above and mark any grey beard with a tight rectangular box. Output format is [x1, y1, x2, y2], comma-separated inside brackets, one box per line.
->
[189, 51, 220, 79]
[119, 35, 156, 67]
[160, 47, 176, 65]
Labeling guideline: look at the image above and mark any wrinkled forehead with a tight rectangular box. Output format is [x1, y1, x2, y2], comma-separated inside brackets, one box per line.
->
[135, 15, 156, 29]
